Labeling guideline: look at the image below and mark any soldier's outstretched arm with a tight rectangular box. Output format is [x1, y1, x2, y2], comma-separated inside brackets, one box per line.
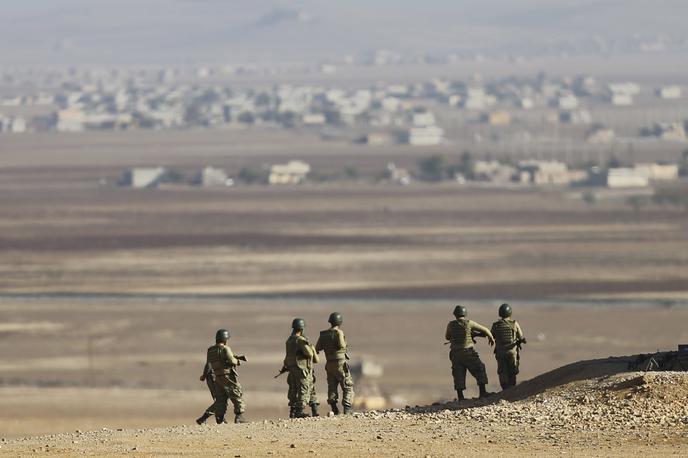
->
[224, 346, 240, 366]
[472, 322, 495, 346]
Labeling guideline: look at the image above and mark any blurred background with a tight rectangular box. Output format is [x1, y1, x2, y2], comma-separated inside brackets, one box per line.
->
[1, 0, 688, 438]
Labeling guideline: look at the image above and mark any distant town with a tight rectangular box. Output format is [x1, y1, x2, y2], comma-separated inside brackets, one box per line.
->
[1, 64, 687, 149]
[2, 62, 687, 203]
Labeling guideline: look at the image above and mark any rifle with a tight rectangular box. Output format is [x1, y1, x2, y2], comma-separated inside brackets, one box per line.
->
[237, 355, 247, 362]
[514, 337, 527, 351]
[274, 366, 288, 379]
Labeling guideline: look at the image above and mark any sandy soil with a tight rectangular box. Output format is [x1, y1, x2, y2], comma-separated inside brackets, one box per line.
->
[2, 359, 687, 457]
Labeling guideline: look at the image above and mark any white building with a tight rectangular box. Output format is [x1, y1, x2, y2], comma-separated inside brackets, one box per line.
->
[609, 93, 634, 106]
[411, 111, 436, 127]
[8, 117, 27, 133]
[557, 94, 579, 110]
[386, 163, 411, 185]
[634, 163, 679, 181]
[199, 166, 231, 187]
[518, 161, 570, 185]
[268, 160, 311, 185]
[406, 126, 444, 146]
[302, 113, 326, 125]
[57, 108, 85, 132]
[656, 86, 682, 100]
[519, 97, 535, 110]
[123, 167, 167, 188]
[607, 168, 649, 188]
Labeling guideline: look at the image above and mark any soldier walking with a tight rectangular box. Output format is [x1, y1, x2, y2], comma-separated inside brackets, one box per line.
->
[315, 312, 354, 415]
[445, 305, 495, 401]
[284, 318, 317, 418]
[195, 360, 216, 424]
[204, 329, 247, 424]
[491, 303, 526, 390]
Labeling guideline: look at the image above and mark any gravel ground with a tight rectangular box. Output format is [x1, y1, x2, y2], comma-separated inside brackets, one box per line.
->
[3, 371, 687, 457]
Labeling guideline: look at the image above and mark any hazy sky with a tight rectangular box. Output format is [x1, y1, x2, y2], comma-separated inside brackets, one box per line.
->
[2, 1, 687, 65]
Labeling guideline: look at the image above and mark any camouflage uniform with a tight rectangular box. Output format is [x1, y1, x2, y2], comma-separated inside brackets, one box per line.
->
[284, 334, 316, 412]
[287, 370, 319, 414]
[315, 327, 354, 411]
[445, 318, 493, 391]
[491, 318, 525, 390]
[200, 362, 216, 417]
[206, 342, 245, 420]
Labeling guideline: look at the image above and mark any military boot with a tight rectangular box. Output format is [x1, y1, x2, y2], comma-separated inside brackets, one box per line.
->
[478, 383, 493, 399]
[343, 405, 353, 415]
[196, 412, 212, 425]
[234, 413, 247, 424]
[215, 415, 227, 424]
[289, 406, 295, 419]
[456, 390, 465, 402]
[292, 407, 310, 419]
[310, 402, 320, 417]
[328, 400, 340, 415]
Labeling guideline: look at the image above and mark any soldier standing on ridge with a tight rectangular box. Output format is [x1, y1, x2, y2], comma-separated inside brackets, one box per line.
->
[284, 318, 317, 418]
[195, 360, 216, 424]
[445, 305, 495, 401]
[315, 312, 355, 415]
[491, 303, 526, 390]
[205, 329, 247, 424]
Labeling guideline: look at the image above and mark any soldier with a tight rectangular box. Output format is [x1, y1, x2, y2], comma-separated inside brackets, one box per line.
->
[195, 360, 216, 424]
[491, 303, 526, 390]
[284, 318, 317, 418]
[315, 312, 354, 415]
[288, 355, 320, 417]
[205, 329, 247, 424]
[445, 305, 495, 401]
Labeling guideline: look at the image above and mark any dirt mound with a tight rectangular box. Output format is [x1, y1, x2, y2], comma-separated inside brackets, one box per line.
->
[2, 357, 688, 457]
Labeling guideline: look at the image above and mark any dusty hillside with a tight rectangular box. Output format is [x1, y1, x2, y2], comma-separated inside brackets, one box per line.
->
[3, 357, 687, 457]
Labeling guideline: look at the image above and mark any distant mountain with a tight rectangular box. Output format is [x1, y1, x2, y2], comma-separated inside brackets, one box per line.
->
[2, 0, 687, 65]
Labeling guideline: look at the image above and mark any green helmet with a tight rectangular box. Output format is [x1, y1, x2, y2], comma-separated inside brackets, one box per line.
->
[498, 303, 512, 318]
[328, 312, 343, 326]
[453, 305, 467, 318]
[291, 318, 305, 331]
[215, 329, 230, 343]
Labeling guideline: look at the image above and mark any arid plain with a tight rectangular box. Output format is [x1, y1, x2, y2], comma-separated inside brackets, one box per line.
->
[1, 130, 687, 441]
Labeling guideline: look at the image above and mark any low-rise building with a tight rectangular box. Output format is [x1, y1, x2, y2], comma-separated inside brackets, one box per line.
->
[656, 86, 682, 100]
[473, 161, 516, 184]
[557, 94, 579, 110]
[121, 167, 167, 188]
[518, 161, 570, 185]
[634, 163, 679, 181]
[484, 110, 511, 126]
[199, 166, 231, 187]
[586, 127, 615, 144]
[268, 160, 311, 185]
[302, 113, 326, 125]
[57, 108, 85, 132]
[386, 163, 411, 185]
[405, 126, 444, 146]
[363, 132, 396, 146]
[609, 93, 634, 106]
[606, 168, 649, 188]
[654, 122, 686, 141]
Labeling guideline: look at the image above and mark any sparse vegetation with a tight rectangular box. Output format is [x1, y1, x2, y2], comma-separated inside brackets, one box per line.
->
[238, 166, 264, 184]
[582, 190, 596, 205]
